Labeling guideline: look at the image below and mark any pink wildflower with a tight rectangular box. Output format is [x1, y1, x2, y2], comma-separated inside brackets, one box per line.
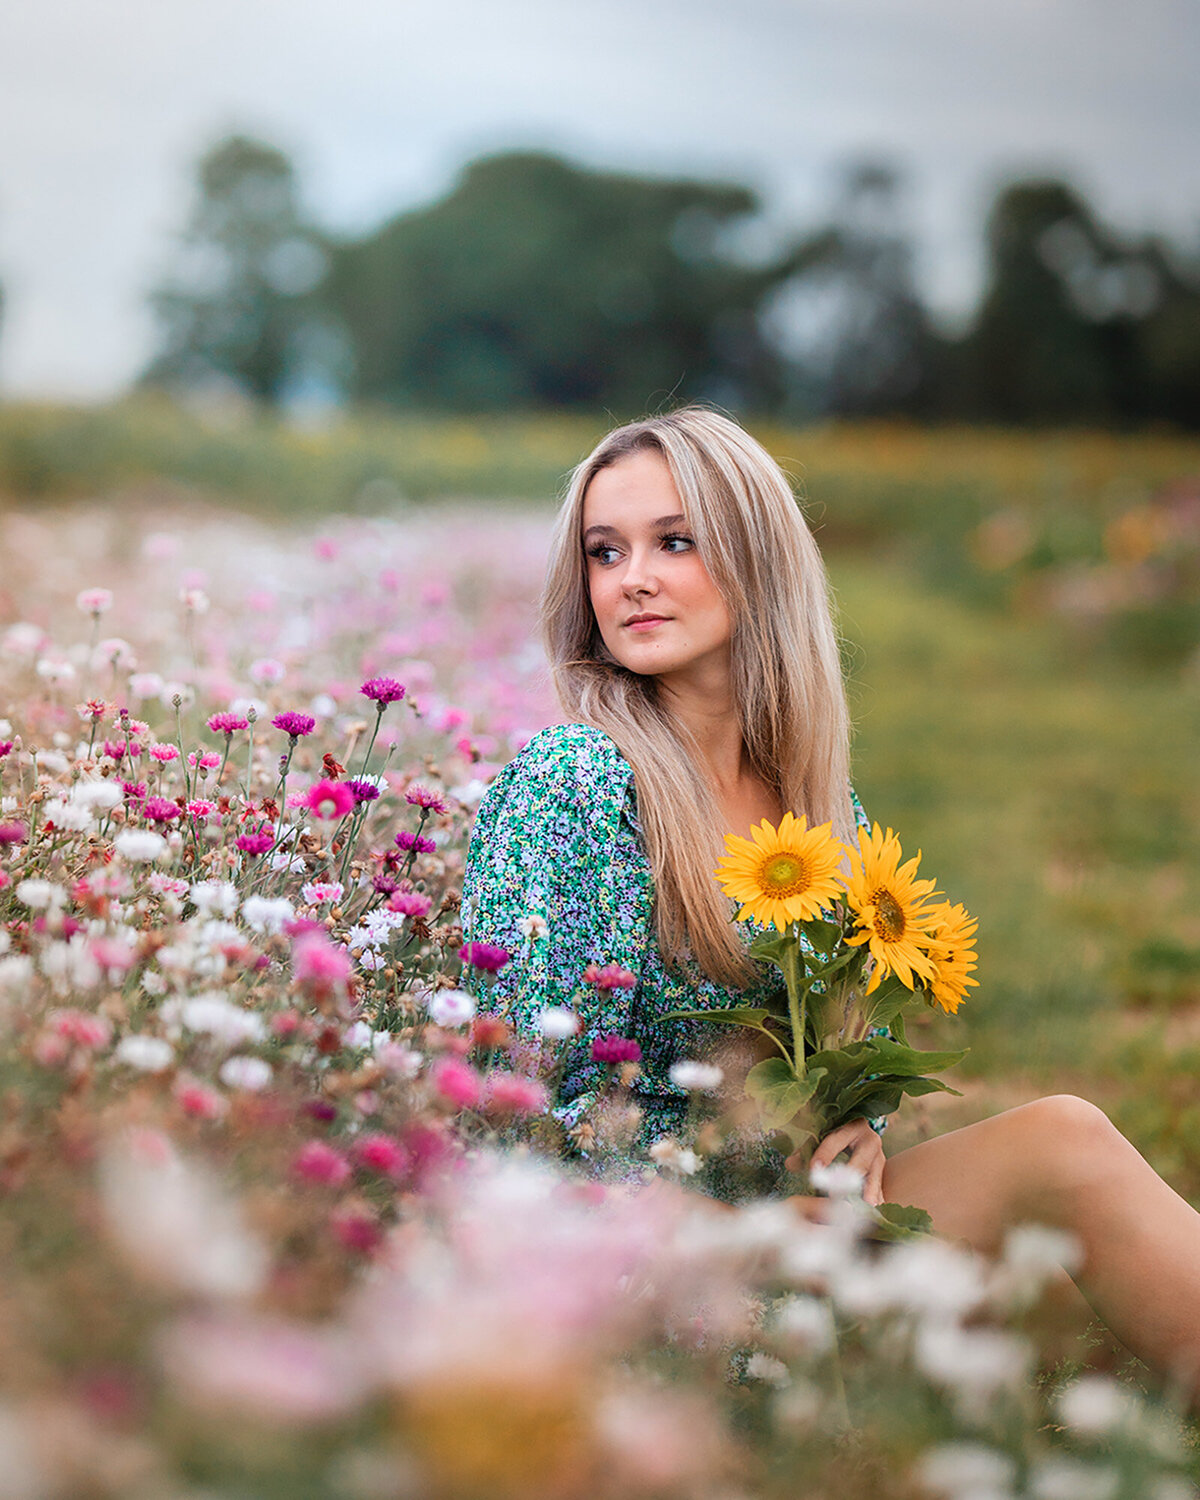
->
[353, 1133, 411, 1179]
[330, 1207, 383, 1255]
[90, 937, 135, 974]
[186, 799, 217, 819]
[430, 1057, 483, 1110]
[50, 1009, 112, 1048]
[584, 962, 638, 991]
[250, 658, 286, 687]
[458, 941, 510, 973]
[149, 742, 180, 763]
[174, 1077, 227, 1120]
[345, 779, 380, 805]
[0, 872, 10, 890]
[404, 784, 448, 813]
[482, 1072, 549, 1117]
[0, 741, 12, 757]
[76, 699, 108, 723]
[206, 711, 249, 736]
[305, 780, 355, 820]
[187, 750, 222, 770]
[292, 1140, 351, 1188]
[76, 587, 113, 615]
[0, 823, 26, 846]
[360, 677, 406, 706]
[591, 1035, 643, 1065]
[388, 890, 433, 920]
[292, 933, 352, 1002]
[300, 880, 343, 906]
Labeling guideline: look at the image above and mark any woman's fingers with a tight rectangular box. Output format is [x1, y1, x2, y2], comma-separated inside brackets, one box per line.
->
[845, 1133, 887, 1206]
[809, 1122, 863, 1169]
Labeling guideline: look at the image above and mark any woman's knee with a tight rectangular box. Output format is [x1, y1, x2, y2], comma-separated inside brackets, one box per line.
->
[1008, 1094, 1120, 1198]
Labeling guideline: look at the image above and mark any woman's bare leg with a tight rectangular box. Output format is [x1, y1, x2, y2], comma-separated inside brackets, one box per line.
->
[882, 1094, 1200, 1387]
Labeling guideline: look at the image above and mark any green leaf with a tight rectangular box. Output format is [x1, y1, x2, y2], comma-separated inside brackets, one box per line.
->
[798, 917, 841, 954]
[873, 1202, 934, 1241]
[745, 1057, 824, 1130]
[745, 932, 794, 966]
[659, 1006, 772, 1029]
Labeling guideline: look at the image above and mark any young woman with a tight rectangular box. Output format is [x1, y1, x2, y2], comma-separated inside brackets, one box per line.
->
[461, 406, 1200, 1387]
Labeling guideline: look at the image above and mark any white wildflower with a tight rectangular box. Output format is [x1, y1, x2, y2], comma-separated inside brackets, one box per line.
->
[809, 1160, 865, 1198]
[36, 659, 76, 686]
[744, 1352, 790, 1387]
[3, 622, 44, 657]
[343, 1021, 375, 1050]
[1056, 1376, 1138, 1438]
[518, 912, 549, 941]
[93, 638, 136, 671]
[915, 1442, 1016, 1499]
[269, 852, 307, 874]
[669, 1060, 725, 1092]
[357, 948, 386, 971]
[0, 932, 8, 957]
[15, 879, 65, 910]
[771, 1379, 823, 1431]
[427, 989, 475, 1028]
[876, 1237, 988, 1319]
[915, 1322, 1031, 1404]
[75, 587, 113, 614]
[39, 935, 101, 996]
[240, 895, 295, 935]
[179, 994, 266, 1048]
[73, 778, 123, 810]
[538, 1006, 579, 1039]
[44, 798, 96, 832]
[1003, 1221, 1083, 1280]
[128, 672, 164, 700]
[218, 1056, 272, 1091]
[98, 1129, 266, 1299]
[771, 1295, 835, 1356]
[140, 968, 167, 997]
[189, 880, 238, 918]
[648, 1137, 701, 1176]
[114, 1035, 175, 1072]
[375, 1040, 423, 1079]
[179, 588, 209, 614]
[1028, 1457, 1120, 1500]
[114, 829, 167, 863]
[450, 778, 488, 808]
[0, 954, 34, 993]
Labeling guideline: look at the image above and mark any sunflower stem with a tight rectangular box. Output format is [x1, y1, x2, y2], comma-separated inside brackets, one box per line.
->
[784, 923, 808, 1076]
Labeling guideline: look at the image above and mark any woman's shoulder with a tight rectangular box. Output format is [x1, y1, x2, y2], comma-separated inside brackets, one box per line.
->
[504, 722, 632, 794]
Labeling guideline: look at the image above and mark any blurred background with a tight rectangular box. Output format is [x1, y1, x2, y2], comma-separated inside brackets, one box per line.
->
[1, 0, 1199, 1173]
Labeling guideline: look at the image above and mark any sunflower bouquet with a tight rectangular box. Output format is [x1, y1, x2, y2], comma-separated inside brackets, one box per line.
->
[667, 814, 977, 1168]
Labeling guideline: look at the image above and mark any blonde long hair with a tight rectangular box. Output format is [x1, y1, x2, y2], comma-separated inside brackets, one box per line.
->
[541, 407, 854, 989]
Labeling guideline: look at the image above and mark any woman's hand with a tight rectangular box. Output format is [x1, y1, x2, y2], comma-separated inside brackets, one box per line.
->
[786, 1119, 887, 1207]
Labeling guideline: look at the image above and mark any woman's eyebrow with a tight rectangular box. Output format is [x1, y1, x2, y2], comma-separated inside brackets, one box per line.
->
[582, 513, 687, 541]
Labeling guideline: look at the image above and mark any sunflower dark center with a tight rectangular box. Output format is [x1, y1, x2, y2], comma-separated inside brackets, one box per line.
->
[760, 852, 812, 897]
[871, 888, 906, 942]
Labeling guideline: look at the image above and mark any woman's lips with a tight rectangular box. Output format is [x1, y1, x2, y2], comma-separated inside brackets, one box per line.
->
[625, 616, 670, 632]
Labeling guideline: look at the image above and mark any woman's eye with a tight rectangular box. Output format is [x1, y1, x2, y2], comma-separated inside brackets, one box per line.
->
[662, 533, 694, 553]
[586, 544, 620, 565]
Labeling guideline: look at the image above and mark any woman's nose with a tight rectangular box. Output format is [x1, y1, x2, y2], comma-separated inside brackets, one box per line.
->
[620, 547, 660, 597]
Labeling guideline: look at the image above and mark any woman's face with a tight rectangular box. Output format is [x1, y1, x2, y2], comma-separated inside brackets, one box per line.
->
[581, 448, 733, 687]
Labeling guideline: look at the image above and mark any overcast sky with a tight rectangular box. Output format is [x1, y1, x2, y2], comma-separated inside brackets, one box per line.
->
[1, 0, 1197, 397]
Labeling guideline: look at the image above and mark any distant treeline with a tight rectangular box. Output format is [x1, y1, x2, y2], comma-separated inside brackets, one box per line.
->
[137, 136, 1200, 427]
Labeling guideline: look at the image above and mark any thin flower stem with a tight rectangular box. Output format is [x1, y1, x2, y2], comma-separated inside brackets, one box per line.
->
[357, 705, 384, 777]
[783, 923, 808, 1076]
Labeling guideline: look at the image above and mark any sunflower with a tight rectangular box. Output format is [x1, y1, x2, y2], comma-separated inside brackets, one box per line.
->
[923, 901, 979, 1015]
[841, 823, 941, 993]
[714, 811, 845, 931]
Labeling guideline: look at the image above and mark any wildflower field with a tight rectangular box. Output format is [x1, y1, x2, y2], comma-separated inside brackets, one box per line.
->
[0, 410, 1198, 1498]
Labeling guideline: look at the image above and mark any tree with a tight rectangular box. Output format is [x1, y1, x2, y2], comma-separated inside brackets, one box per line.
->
[141, 135, 334, 405]
[761, 163, 941, 419]
[320, 151, 791, 413]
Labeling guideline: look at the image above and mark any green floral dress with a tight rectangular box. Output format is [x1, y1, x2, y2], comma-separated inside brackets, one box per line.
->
[462, 721, 870, 1147]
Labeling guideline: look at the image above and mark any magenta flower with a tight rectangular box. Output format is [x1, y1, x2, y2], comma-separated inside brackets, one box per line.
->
[372, 874, 400, 897]
[591, 1035, 643, 1065]
[353, 1133, 411, 1180]
[143, 796, 181, 824]
[395, 830, 436, 854]
[305, 780, 355, 820]
[0, 823, 27, 846]
[404, 784, 448, 813]
[0, 741, 13, 758]
[186, 799, 217, 819]
[149, 742, 179, 763]
[236, 829, 275, 856]
[458, 941, 510, 973]
[272, 712, 316, 739]
[292, 1140, 352, 1188]
[345, 779, 380, 805]
[584, 962, 638, 991]
[360, 677, 406, 706]
[206, 711, 249, 736]
[121, 781, 147, 805]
